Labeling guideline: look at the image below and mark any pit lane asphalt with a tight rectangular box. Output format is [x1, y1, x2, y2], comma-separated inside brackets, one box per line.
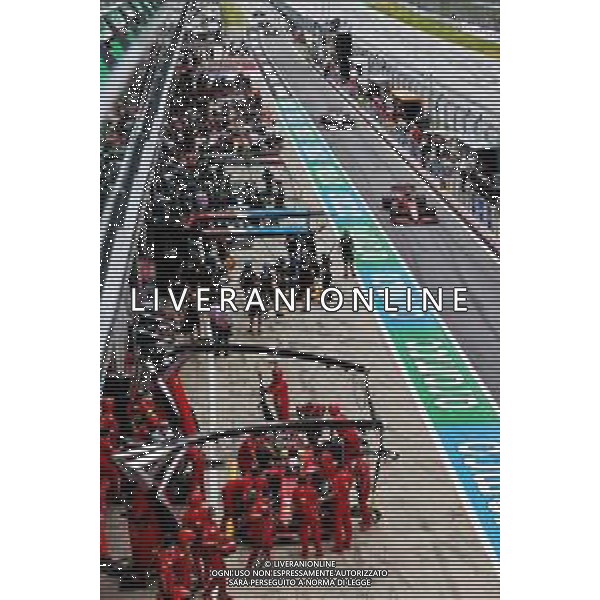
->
[248, 23, 500, 402]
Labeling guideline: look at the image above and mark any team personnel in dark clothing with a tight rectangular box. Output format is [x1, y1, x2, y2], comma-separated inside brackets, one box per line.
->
[298, 261, 315, 303]
[274, 257, 288, 291]
[273, 181, 285, 210]
[259, 264, 275, 309]
[321, 254, 332, 288]
[247, 304, 263, 335]
[239, 263, 258, 297]
[262, 167, 274, 197]
[210, 305, 232, 355]
[340, 231, 356, 277]
[286, 233, 299, 258]
[304, 231, 317, 257]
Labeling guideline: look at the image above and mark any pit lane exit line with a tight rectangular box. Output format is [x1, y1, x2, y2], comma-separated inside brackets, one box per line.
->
[276, 98, 499, 557]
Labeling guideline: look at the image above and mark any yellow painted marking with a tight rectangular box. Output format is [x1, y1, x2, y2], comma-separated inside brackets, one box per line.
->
[370, 1, 499, 59]
[220, 1, 246, 33]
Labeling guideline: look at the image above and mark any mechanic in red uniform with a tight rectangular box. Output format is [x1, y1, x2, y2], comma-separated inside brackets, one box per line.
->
[237, 432, 272, 475]
[297, 402, 328, 447]
[185, 488, 208, 515]
[328, 404, 373, 530]
[125, 393, 165, 571]
[244, 468, 269, 499]
[330, 460, 354, 553]
[221, 468, 269, 536]
[101, 396, 119, 449]
[199, 521, 236, 600]
[127, 486, 162, 573]
[131, 394, 164, 443]
[328, 404, 362, 464]
[353, 455, 373, 531]
[298, 440, 318, 478]
[183, 492, 212, 533]
[185, 445, 206, 499]
[267, 363, 290, 421]
[221, 477, 246, 535]
[244, 493, 276, 568]
[158, 529, 196, 600]
[291, 474, 323, 558]
[298, 402, 327, 419]
[181, 491, 213, 582]
[237, 433, 258, 475]
[318, 449, 337, 482]
[100, 420, 120, 560]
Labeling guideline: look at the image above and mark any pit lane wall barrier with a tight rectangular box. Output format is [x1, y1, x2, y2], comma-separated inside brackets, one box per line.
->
[368, 1, 500, 59]
[276, 98, 500, 557]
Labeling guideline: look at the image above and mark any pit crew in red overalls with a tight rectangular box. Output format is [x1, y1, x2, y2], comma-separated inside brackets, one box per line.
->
[199, 521, 236, 600]
[237, 433, 258, 475]
[353, 455, 373, 531]
[277, 460, 299, 529]
[183, 492, 212, 532]
[297, 402, 327, 419]
[245, 494, 276, 568]
[242, 468, 270, 517]
[101, 397, 119, 449]
[221, 469, 268, 536]
[297, 402, 327, 447]
[131, 394, 164, 443]
[243, 468, 269, 500]
[318, 449, 337, 482]
[128, 486, 162, 572]
[237, 432, 272, 474]
[291, 474, 323, 558]
[328, 404, 361, 464]
[267, 364, 290, 421]
[185, 445, 206, 499]
[330, 461, 354, 553]
[329, 404, 373, 530]
[182, 492, 213, 584]
[298, 440, 318, 477]
[100, 417, 120, 560]
[221, 477, 246, 535]
[158, 529, 196, 600]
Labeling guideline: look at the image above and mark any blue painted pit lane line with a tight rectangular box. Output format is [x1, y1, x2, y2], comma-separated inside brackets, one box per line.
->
[437, 424, 500, 556]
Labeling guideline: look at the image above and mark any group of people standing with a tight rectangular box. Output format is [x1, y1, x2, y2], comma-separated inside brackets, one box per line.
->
[131, 50, 294, 354]
[222, 365, 373, 566]
[235, 229, 356, 335]
[101, 365, 374, 600]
